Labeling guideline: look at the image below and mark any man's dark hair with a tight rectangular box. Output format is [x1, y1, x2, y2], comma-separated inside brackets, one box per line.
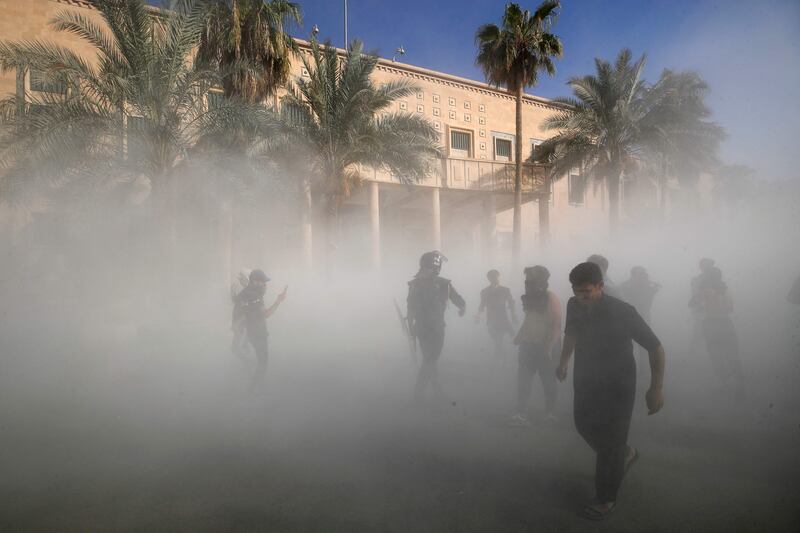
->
[524, 265, 550, 281]
[699, 257, 715, 271]
[249, 269, 269, 283]
[487, 269, 500, 281]
[586, 254, 609, 273]
[570, 262, 603, 286]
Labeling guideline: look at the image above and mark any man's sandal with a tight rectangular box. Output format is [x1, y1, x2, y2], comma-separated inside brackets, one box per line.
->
[582, 501, 616, 520]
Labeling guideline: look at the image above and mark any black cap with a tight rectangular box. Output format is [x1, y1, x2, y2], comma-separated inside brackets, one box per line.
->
[249, 269, 270, 283]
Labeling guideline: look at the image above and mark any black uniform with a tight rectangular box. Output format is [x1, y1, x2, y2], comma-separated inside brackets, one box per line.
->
[408, 274, 466, 399]
[234, 283, 269, 389]
[565, 294, 661, 503]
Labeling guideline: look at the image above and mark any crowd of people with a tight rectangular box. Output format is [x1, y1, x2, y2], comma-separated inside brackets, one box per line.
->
[225, 250, 792, 521]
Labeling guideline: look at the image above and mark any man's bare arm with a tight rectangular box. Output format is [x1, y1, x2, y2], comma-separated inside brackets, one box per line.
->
[556, 335, 576, 382]
[264, 286, 287, 318]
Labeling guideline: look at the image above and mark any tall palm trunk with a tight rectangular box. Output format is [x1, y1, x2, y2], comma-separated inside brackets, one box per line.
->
[538, 173, 550, 246]
[300, 176, 313, 272]
[322, 194, 340, 280]
[607, 167, 622, 234]
[658, 158, 668, 220]
[512, 84, 523, 266]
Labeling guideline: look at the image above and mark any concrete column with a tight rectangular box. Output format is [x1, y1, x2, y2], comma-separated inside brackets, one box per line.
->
[482, 194, 497, 265]
[431, 187, 441, 251]
[538, 175, 551, 247]
[368, 181, 380, 270]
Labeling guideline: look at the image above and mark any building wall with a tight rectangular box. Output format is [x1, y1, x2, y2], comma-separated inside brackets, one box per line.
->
[0, 0, 611, 255]
[0, 0, 103, 99]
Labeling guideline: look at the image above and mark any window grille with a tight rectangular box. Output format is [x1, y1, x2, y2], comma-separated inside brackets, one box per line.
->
[495, 138, 512, 159]
[450, 130, 471, 154]
[569, 173, 585, 205]
[207, 90, 225, 110]
[29, 69, 66, 94]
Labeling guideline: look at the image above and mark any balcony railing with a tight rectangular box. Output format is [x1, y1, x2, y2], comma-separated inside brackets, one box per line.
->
[363, 157, 550, 195]
[440, 157, 549, 194]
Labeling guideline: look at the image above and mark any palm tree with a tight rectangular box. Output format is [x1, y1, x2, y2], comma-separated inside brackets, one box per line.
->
[0, 0, 267, 210]
[644, 69, 724, 212]
[0, 0, 272, 301]
[198, 0, 301, 104]
[274, 39, 442, 270]
[197, 0, 300, 281]
[537, 50, 723, 231]
[475, 1, 562, 261]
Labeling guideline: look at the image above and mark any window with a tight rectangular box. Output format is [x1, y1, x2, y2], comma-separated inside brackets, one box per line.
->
[29, 68, 66, 94]
[448, 97, 456, 107]
[283, 102, 307, 124]
[207, 90, 225, 110]
[478, 116, 485, 125]
[126, 115, 148, 160]
[433, 94, 440, 103]
[417, 104, 424, 113]
[479, 104, 485, 113]
[479, 129, 485, 138]
[494, 138, 512, 160]
[449, 110, 456, 120]
[416, 91, 424, 99]
[530, 138, 543, 161]
[399, 101, 407, 110]
[464, 113, 471, 123]
[450, 129, 472, 157]
[464, 101, 471, 109]
[434, 121, 441, 130]
[301, 67, 310, 78]
[433, 107, 440, 117]
[479, 142, 486, 151]
[568, 173, 585, 205]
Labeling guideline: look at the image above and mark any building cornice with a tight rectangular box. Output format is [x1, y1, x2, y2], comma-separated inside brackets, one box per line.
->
[294, 38, 570, 112]
[50, 0, 94, 8]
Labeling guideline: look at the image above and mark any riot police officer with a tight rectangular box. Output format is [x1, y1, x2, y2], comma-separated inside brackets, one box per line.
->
[407, 251, 466, 402]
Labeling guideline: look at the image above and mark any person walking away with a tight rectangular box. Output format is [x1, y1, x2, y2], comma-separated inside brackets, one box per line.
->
[475, 269, 517, 359]
[234, 269, 287, 393]
[407, 251, 466, 404]
[510, 266, 561, 426]
[556, 262, 665, 520]
[587, 254, 622, 299]
[620, 266, 661, 375]
[689, 258, 715, 358]
[697, 266, 745, 400]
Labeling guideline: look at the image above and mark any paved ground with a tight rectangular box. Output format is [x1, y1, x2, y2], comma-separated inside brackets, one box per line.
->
[0, 323, 798, 532]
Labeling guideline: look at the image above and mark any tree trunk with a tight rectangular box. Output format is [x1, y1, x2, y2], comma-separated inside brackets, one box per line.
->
[15, 65, 27, 120]
[659, 158, 668, 220]
[512, 84, 523, 267]
[323, 197, 339, 280]
[607, 167, 622, 234]
[538, 173, 550, 247]
[301, 176, 313, 273]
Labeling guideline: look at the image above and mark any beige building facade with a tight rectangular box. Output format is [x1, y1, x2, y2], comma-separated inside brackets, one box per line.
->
[0, 0, 613, 270]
